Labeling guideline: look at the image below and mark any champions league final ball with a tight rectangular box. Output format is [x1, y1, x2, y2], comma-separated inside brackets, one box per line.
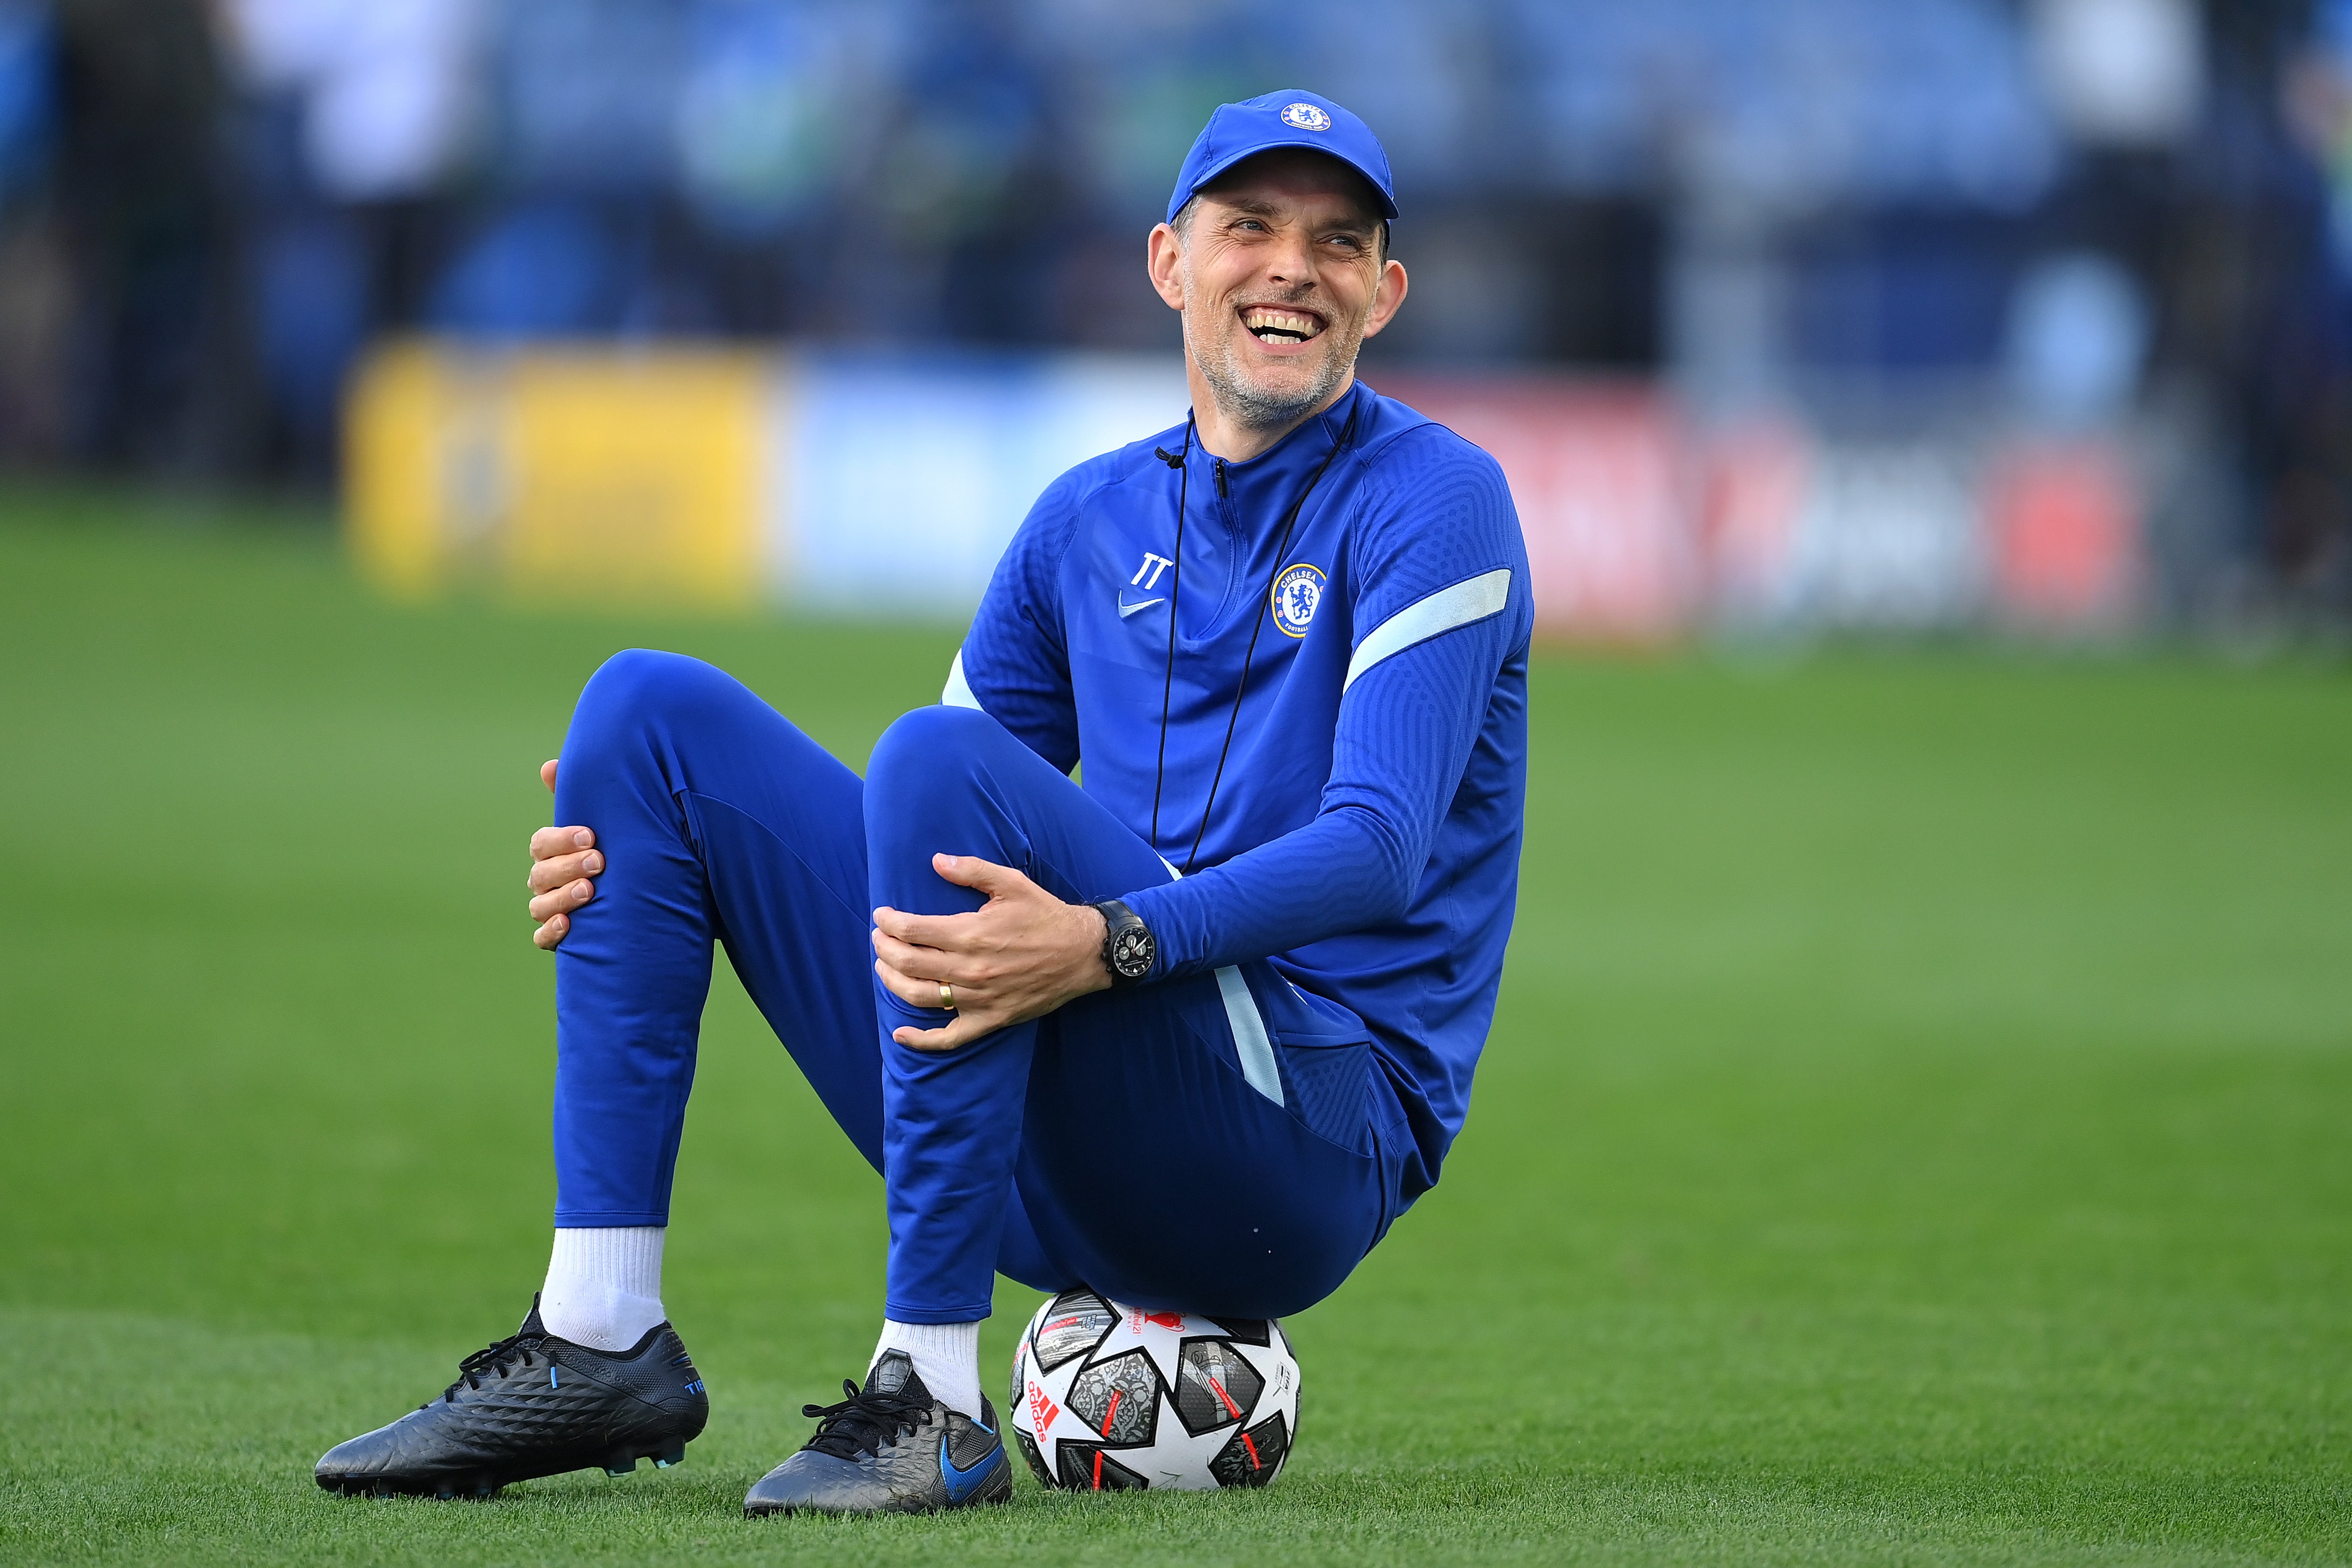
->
[1009, 1288, 1300, 1492]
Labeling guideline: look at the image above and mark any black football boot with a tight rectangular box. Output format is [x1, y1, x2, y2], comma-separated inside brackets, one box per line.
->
[315, 1296, 709, 1499]
[742, 1350, 1013, 1516]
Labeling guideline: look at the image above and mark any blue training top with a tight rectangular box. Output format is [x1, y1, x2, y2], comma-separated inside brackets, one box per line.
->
[948, 380, 1533, 1207]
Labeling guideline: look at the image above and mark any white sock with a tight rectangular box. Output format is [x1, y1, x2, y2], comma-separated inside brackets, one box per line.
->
[538, 1227, 667, 1351]
[870, 1319, 983, 1418]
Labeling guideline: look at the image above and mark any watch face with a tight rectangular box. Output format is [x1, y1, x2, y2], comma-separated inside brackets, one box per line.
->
[1109, 925, 1154, 978]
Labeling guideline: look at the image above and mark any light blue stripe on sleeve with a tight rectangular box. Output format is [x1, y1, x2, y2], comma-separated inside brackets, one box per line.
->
[1158, 856, 1280, 1104]
[942, 649, 982, 710]
[1342, 568, 1512, 692]
[1215, 965, 1283, 1106]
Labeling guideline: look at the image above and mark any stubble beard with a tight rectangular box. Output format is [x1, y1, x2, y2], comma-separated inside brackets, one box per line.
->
[1182, 266, 1362, 434]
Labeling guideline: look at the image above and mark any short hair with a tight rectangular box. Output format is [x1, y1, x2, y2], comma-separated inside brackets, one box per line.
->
[1170, 190, 1391, 263]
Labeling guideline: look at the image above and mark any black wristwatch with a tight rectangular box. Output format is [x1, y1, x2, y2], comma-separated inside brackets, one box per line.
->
[1091, 898, 1155, 986]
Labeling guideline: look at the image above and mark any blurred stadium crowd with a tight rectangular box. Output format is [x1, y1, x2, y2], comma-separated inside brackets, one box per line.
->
[0, 0, 2349, 623]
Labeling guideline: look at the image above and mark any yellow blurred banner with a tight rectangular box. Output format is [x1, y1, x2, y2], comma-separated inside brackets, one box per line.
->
[346, 340, 773, 611]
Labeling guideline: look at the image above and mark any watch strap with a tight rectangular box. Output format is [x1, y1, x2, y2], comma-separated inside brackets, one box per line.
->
[1090, 897, 1154, 986]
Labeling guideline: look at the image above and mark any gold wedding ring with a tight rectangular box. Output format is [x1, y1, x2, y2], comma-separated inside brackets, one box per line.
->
[940, 983, 957, 1012]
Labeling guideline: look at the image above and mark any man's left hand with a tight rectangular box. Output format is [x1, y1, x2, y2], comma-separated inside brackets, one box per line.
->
[872, 854, 1112, 1051]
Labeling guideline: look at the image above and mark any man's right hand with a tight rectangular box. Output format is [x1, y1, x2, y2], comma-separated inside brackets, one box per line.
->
[530, 757, 602, 950]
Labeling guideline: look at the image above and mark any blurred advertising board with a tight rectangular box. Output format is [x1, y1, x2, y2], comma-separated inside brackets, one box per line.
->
[1378, 377, 1697, 641]
[781, 351, 1189, 614]
[346, 342, 2141, 636]
[346, 340, 1185, 616]
[1387, 380, 2142, 640]
[347, 342, 771, 610]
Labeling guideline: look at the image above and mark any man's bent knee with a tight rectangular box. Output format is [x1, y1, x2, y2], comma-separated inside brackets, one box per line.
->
[867, 704, 1013, 799]
[567, 650, 754, 762]
[865, 706, 1027, 902]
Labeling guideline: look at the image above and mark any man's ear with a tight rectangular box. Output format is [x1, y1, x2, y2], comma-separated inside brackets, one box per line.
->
[1146, 223, 1187, 312]
[1361, 257, 1409, 340]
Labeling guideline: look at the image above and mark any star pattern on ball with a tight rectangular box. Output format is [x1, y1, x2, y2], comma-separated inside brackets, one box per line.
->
[1010, 1290, 1297, 1491]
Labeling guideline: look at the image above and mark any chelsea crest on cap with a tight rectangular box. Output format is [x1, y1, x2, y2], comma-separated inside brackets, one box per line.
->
[1166, 90, 1399, 226]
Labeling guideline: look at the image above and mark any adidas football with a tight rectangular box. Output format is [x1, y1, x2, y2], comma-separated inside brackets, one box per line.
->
[1008, 1288, 1299, 1492]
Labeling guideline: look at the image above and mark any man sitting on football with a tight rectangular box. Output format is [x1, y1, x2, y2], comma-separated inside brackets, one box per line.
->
[316, 89, 1531, 1516]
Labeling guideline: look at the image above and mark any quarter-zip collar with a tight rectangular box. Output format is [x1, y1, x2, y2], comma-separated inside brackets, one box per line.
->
[1186, 382, 1368, 542]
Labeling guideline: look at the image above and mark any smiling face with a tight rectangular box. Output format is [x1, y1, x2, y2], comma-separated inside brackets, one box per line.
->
[1148, 149, 1408, 450]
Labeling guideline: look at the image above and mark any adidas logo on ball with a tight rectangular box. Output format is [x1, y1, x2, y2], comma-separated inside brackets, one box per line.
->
[1009, 1288, 1300, 1491]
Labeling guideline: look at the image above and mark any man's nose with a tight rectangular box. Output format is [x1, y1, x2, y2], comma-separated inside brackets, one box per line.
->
[1262, 230, 1320, 287]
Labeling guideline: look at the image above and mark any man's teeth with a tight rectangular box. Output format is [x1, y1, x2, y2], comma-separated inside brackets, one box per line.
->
[1244, 309, 1320, 343]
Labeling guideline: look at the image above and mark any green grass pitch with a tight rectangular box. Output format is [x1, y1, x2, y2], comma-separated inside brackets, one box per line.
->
[0, 489, 2347, 1565]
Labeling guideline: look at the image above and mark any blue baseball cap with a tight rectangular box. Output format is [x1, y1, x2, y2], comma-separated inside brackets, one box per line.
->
[1164, 90, 1398, 227]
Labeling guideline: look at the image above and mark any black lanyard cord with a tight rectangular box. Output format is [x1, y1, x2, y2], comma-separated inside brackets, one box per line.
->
[1178, 397, 1360, 875]
[1147, 415, 1194, 852]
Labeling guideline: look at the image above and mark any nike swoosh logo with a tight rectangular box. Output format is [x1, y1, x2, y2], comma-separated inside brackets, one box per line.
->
[1118, 597, 1164, 618]
[939, 1435, 1002, 1502]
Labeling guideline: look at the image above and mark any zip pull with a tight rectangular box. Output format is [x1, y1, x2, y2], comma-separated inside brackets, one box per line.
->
[1214, 459, 1228, 499]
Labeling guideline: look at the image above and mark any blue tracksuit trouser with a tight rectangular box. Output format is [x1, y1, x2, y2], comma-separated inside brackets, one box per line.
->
[548, 650, 1402, 1323]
